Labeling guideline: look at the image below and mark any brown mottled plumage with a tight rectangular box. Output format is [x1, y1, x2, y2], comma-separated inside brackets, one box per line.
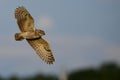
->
[14, 6, 55, 64]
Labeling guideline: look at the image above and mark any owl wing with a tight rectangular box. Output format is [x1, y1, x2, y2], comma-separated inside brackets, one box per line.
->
[27, 38, 55, 64]
[14, 6, 55, 64]
[15, 6, 34, 32]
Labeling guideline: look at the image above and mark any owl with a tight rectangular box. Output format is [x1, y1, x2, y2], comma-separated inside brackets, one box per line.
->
[14, 6, 55, 64]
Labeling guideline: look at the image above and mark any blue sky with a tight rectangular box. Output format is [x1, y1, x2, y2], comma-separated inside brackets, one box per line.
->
[0, 0, 120, 77]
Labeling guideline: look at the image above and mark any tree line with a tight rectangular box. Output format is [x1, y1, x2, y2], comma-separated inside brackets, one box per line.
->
[0, 62, 120, 80]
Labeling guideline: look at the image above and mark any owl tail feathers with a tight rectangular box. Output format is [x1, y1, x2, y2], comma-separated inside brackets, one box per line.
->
[15, 33, 24, 41]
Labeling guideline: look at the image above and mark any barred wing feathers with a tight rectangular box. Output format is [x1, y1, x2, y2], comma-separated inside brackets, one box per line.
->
[27, 38, 55, 64]
[15, 6, 34, 32]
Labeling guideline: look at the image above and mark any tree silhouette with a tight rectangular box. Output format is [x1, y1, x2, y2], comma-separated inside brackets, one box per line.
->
[0, 62, 120, 80]
[69, 62, 120, 80]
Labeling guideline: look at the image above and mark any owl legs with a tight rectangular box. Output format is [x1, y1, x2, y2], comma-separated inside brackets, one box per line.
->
[15, 29, 45, 41]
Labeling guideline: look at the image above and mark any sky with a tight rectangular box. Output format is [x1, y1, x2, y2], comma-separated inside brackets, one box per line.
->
[0, 0, 120, 77]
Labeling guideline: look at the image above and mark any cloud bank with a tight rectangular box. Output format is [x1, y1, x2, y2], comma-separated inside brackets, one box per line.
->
[36, 16, 54, 30]
[0, 34, 120, 76]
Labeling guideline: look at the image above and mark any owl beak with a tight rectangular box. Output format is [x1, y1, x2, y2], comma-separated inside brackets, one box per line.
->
[40, 29, 45, 35]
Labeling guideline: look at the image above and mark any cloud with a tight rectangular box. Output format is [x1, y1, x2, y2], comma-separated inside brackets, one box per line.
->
[104, 44, 120, 61]
[36, 16, 54, 30]
[32, 35, 120, 73]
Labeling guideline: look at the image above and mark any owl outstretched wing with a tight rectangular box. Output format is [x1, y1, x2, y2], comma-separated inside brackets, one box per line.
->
[14, 6, 55, 64]
[27, 38, 55, 64]
[15, 6, 34, 32]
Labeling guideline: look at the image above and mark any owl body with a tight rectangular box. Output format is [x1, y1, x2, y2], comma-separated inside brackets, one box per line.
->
[14, 6, 55, 64]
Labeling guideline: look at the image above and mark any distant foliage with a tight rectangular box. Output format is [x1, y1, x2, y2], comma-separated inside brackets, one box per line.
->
[0, 62, 120, 80]
[68, 62, 120, 80]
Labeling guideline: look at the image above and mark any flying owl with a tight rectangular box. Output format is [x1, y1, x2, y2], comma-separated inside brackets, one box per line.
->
[14, 6, 55, 64]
